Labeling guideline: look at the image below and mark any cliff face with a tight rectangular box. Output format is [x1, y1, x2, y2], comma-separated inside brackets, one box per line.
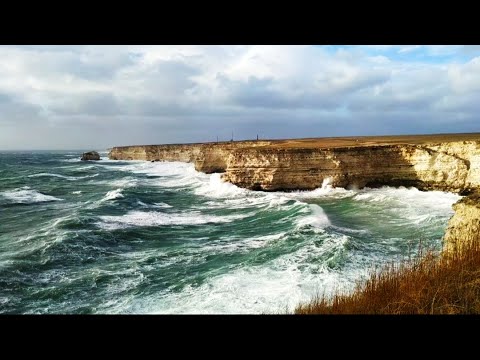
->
[110, 141, 479, 192]
[109, 141, 272, 174]
[426, 141, 480, 191]
[444, 191, 480, 252]
[222, 144, 474, 192]
[109, 136, 480, 249]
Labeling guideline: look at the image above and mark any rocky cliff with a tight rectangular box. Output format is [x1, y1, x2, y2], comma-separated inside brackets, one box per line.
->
[444, 191, 480, 252]
[109, 135, 480, 249]
[109, 141, 272, 173]
[221, 143, 476, 192]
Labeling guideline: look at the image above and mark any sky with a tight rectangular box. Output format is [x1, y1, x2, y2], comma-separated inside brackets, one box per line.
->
[0, 45, 479, 150]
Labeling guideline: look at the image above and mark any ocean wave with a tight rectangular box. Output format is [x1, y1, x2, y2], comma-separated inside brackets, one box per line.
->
[137, 201, 173, 209]
[97, 210, 250, 230]
[199, 232, 287, 255]
[295, 204, 331, 230]
[352, 186, 460, 208]
[1, 187, 63, 204]
[153, 202, 173, 208]
[28, 173, 99, 181]
[96, 177, 139, 188]
[351, 186, 459, 226]
[193, 173, 246, 198]
[102, 189, 124, 201]
[118, 233, 356, 314]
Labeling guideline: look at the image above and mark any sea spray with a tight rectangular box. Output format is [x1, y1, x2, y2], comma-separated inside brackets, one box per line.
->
[0, 152, 460, 314]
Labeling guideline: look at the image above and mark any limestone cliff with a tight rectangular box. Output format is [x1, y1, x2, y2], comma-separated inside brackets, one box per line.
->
[221, 144, 472, 192]
[109, 134, 480, 249]
[109, 141, 272, 173]
[444, 191, 480, 252]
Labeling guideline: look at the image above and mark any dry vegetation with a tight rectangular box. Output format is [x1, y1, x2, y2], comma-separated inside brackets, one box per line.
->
[295, 237, 480, 314]
[268, 132, 480, 149]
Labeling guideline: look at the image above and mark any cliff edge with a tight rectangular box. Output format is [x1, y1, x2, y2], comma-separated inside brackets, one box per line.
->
[109, 133, 480, 249]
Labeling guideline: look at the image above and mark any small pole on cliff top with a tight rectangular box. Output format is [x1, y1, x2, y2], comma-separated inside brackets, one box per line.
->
[231, 131, 234, 142]
[257, 134, 258, 141]
[217, 135, 218, 143]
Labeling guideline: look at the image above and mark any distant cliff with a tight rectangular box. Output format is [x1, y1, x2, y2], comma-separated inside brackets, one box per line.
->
[109, 134, 480, 249]
[109, 141, 272, 174]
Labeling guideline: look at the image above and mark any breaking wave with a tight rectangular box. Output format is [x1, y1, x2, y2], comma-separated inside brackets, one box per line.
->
[28, 173, 99, 181]
[1, 187, 63, 204]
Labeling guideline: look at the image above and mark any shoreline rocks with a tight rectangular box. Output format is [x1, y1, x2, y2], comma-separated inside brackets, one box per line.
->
[81, 151, 101, 161]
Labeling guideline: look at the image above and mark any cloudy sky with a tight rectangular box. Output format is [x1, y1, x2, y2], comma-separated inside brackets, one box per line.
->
[0, 45, 479, 150]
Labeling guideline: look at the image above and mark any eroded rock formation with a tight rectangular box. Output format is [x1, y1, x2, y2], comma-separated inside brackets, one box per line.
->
[444, 191, 480, 252]
[108, 135, 480, 249]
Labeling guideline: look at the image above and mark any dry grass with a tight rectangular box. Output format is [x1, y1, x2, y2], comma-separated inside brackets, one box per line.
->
[266, 132, 480, 149]
[295, 238, 480, 314]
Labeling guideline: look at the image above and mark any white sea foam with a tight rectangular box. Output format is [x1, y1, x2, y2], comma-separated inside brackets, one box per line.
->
[114, 232, 359, 314]
[153, 202, 172, 208]
[136, 200, 172, 209]
[103, 189, 124, 201]
[295, 204, 331, 230]
[351, 186, 460, 226]
[1, 187, 63, 204]
[72, 191, 82, 195]
[103, 177, 139, 188]
[91, 160, 460, 314]
[28, 173, 99, 181]
[200, 232, 287, 255]
[97, 210, 249, 230]
[99, 160, 460, 228]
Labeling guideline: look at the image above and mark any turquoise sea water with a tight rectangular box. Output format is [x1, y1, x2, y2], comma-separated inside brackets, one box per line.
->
[0, 151, 460, 313]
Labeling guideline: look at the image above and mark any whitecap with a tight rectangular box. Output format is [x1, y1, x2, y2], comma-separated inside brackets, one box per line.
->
[1, 187, 63, 204]
[136, 200, 172, 209]
[351, 186, 460, 226]
[153, 202, 173, 208]
[295, 204, 331, 230]
[28, 173, 99, 181]
[194, 173, 246, 199]
[97, 210, 249, 230]
[116, 233, 357, 314]
[102, 189, 124, 201]
[200, 232, 287, 255]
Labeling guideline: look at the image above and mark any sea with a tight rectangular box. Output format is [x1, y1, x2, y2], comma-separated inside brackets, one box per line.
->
[0, 150, 460, 314]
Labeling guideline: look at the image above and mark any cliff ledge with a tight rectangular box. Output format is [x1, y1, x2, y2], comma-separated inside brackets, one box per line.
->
[109, 133, 480, 249]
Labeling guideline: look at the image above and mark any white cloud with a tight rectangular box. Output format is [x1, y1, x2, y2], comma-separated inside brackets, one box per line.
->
[0, 45, 479, 150]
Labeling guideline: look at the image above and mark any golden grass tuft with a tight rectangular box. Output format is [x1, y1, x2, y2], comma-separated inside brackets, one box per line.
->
[295, 238, 480, 314]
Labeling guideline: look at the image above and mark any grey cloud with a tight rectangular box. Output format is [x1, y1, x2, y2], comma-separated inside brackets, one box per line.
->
[47, 92, 120, 116]
[0, 100, 45, 125]
[0, 45, 479, 150]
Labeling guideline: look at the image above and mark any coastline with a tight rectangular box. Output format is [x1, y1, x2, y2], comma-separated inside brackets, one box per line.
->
[109, 133, 480, 250]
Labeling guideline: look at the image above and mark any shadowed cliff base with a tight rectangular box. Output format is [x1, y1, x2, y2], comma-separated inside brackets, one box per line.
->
[295, 235, 480, 315]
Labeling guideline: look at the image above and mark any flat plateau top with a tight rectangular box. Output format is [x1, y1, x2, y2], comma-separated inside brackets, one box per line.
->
[112, 133, 480, 150]
[265, 133, 480, 149]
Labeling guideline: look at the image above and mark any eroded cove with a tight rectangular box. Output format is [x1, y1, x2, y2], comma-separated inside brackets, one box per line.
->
[0, 153, 460, 313]
[0, 135, 478, 313]
[110, 134, 480, 250]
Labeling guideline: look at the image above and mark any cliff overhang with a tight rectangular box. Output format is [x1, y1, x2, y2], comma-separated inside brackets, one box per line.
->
[109, 134, 480, 249]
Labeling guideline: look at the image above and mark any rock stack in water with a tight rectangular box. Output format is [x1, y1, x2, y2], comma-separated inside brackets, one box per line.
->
[81, 151, 101, 161]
